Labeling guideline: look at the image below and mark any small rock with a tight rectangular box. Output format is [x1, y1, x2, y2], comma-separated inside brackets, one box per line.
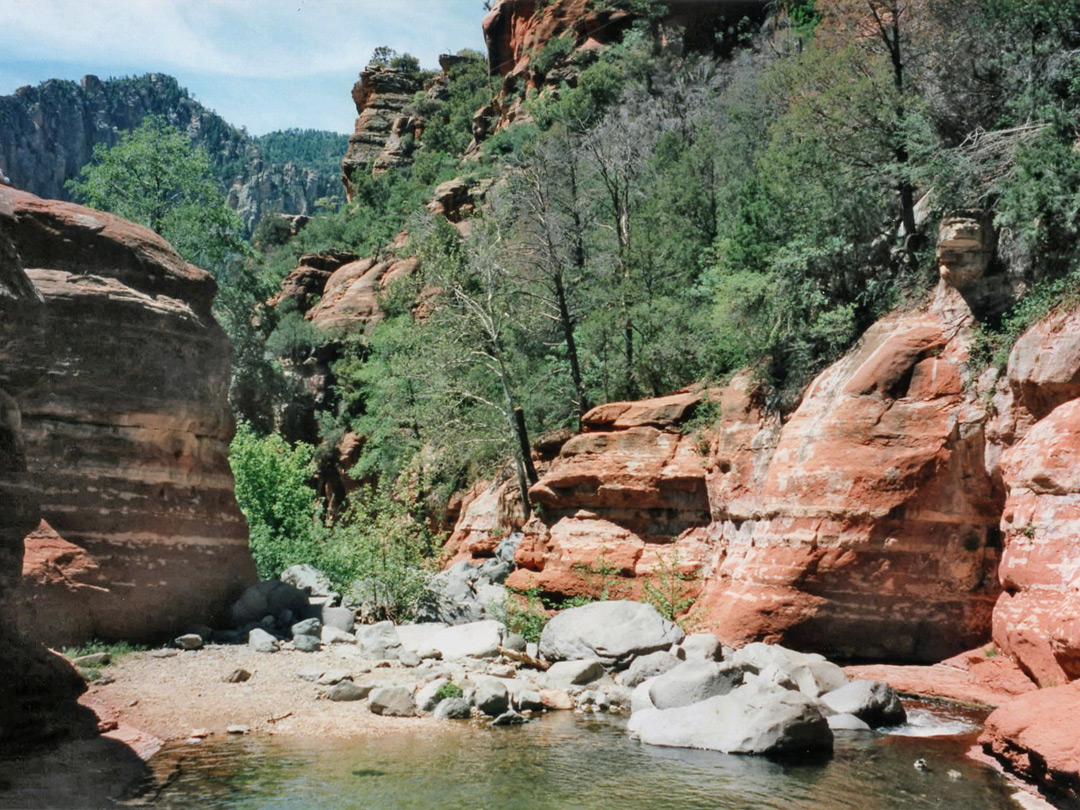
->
[417, 647, 443, 661]
[398, 650, 422, 668]
[326, 681, 371, 702]
[415, 678, 451, 713]
[469, 677, 510, 717]
[678, 633, 722, 662]
[369, 686, 416, 717]
[294, 634, 321, 653]
[545, 660, 605, 691]
[488, 664, 517, 678]
[72, 652, 111, 667]
[223, 668, 252, 684]
[504, 634, 527, 652]
[947, 769, 962, 780]
[226, 725, 251, 735]
[297, 667, 323, 682]
[189, 728, 211, 739]
[248, 628, 280, 653]
[514, 689, 545, 713]
[827, 713, 872, 732]
[914, 758, 930, 771]
[174, 634, 204, 651]
[433, 697, 472, 720]
[539, 689, 574, 710]
[491, 710, 526, 726]
[151, 649, 179, 659]
[321, 626, 355, 645]
[291, 618, 322, 638]
[316, 669, 352, 686]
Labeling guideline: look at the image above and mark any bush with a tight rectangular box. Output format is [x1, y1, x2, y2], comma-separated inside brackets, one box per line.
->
[229, 422, 322, 579]
[435, 681, 464, 701]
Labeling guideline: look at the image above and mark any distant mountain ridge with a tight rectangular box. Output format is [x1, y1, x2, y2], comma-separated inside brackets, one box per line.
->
[0, 73, 347, 235]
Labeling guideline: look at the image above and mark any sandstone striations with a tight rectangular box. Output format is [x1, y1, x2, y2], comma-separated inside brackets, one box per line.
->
[341, 67, 424, 199]
[0, 185, 255, 647]
[0, 205, 92, 752]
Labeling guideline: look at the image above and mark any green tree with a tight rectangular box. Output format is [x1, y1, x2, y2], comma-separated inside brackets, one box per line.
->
[66, 115, 248, 282]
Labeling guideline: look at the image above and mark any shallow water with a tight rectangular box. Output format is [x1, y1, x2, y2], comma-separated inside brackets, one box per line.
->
[134, 703, 1022, 810]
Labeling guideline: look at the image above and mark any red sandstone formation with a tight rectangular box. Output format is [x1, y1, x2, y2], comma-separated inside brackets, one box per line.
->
[1, 186, 255, 647]
[341, 67, 424, 199]
[980, 681, 1080, 803]
[0, 205, 93, 752]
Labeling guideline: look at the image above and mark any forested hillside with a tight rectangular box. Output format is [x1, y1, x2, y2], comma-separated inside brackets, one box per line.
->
[0, 73, 346, 232]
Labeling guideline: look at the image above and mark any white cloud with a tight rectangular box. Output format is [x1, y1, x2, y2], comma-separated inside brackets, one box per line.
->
[0, 0, 485, 80]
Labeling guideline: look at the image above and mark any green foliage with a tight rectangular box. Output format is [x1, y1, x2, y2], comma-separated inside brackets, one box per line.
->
[66, 115, 250, 282]
[435, 681, 464, 701]
[641, 550, 700, 622]
[417, 51, 491, 157]
[503, 588, 550, 644]
[531, 35, 575, 76]
[317, 486, 440, 622]
[62, 640, 146, 661]
[264, 310, 328, 363]
[229, 422, 322, 579]
[254, 129, 350, 178]
[572, 552, 628, 601]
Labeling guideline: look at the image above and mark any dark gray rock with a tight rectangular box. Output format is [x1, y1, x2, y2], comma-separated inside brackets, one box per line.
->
[820, 680, 906, 727]
[316, 669, 352, 686]
[469, 677, 510, 717]
[291, 618, 322, 638]
[514, 689, 545, 712]
[327, 681, 371, 702]
[648, 660, 745, 710]
[369, 686, 416, 717]
[355, 621, 402, 660]
[294, 634, 321, 652]
[433, 697, 472, 720]
[544, 660, 605, 691]
[677, 634, 722, 662]
[539, 601, 684, 667]
[620, 650, 679, 688]
[231, 581, 310, 628]
[491, 710, 526, 726]
[223, 668, 251, 683]
[504, 633, 527, 652]
[248, 628, 280, 653]
[321, 606, 355, 633]
[415, 678, 451, 713]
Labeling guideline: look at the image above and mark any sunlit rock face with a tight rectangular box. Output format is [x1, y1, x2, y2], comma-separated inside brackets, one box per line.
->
[937, 210, 994, 290]
[0, 185, 255, 647]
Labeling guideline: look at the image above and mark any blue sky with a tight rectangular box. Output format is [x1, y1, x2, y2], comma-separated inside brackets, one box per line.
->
[0, 1, 488, 135]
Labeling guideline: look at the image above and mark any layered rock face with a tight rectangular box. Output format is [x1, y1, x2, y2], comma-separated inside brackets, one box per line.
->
[0, 185, 255, 646]
[341, 67, 423, 198]
[991, 307, 1080, 686]
[0, 204, 91, 752]
[701, 288, 1002, 662]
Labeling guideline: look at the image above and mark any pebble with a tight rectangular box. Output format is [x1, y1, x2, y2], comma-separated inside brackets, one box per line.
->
[226, 725, 251, 735]
[223, 668, 252, 683]
[174, 634, 203, 650]
[189, 728, 212, 739]
[151, 649, 179, 659]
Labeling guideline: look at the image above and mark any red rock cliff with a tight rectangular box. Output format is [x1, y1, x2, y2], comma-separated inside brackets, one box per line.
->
[0, 186, 255, 647]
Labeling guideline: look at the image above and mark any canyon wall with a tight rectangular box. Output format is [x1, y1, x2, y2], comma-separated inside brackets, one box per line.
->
[0, 185, 255, 647]
[0, 198, 92, 752]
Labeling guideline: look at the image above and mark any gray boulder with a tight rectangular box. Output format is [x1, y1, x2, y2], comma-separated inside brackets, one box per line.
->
[294, 634, 321, 652]
[544, 660, 605, 691]
[369, 686, 416, 716]
[419, 561, 507, 626]
[678, 633, 722, 662]
[730, 643, 848, 698]
[231, 581, 310, 627]
[248, 628, 280, 653]
[397, 620, 506, 661]
[469, 676, 510, 717]
[632, 681, 833, 755]
[820, 680, 906, 727]
[648, 660, 745, 710]
[491, 710, 526, 726]
[539, 601, 684, 667]
[321, 606, 355, 633]
[355, 621, 402, 660]
[291, 618, 321, 637]
[280, 564, 334, 597]
[514, 689, 545, 712]
[317, 669, 352, 686]
[433, 697, 472, 719]
[828, 713, 872, 731]
[321, 626, 355, 644]
[415, 678, 451, 713]
[327, 681, 371, 702]
[620, 650, 680, 688]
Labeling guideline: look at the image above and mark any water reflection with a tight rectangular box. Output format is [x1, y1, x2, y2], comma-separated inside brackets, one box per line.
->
[129, 705, 1021, 810]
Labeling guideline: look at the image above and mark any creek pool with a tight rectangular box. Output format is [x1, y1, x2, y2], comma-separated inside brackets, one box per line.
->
[135, 702, 1025, 810]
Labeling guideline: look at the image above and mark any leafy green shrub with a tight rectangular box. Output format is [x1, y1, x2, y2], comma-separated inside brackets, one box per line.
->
[642, 550, 700, 622]
[503, 588, 550, 644]
[229, 422, 322, 579]
[62, 640, 146, 661]
[435, 681, 464, 701]
[531, 35, 575, 77]
[317, 486, 440, 622]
